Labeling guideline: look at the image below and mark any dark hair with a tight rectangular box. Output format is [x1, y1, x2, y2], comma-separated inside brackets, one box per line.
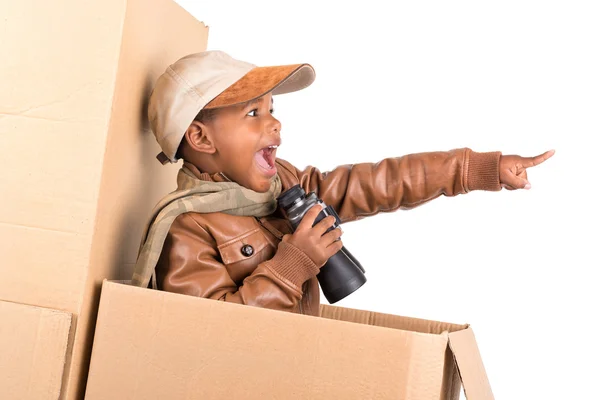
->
[175, 107, 221, 160]
[194, 107, 220, 123]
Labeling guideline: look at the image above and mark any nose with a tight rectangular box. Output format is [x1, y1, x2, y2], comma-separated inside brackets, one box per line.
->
[266, 114, 281, 137]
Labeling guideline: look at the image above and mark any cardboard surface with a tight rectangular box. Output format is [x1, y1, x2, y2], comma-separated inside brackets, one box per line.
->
[0, 300, 72, 400]
[0, 1, 208, 398]
[320, 303, 467, 334]
[449, 328, 494, 400]
[85, 281, 494, 400]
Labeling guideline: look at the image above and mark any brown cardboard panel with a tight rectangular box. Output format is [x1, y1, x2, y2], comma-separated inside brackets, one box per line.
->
[0, 0, 121, 310]
[320, 304, 467, 334]
[86, 281, 457, 400]
[0, 1, 123, 121]
[0, 300, 72, 400]
[0, 224, 90, 312]
[0, 117, 103, 233]
[0, 0, 208, 399]
[440, 345, 462, 400]
[0, 120, 97, 313]
[449, 327, 495, 400]
[65, 1, 208, 398]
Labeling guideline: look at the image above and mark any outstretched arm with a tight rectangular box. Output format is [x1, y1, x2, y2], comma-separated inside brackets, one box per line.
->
[277, 148, 503, 223]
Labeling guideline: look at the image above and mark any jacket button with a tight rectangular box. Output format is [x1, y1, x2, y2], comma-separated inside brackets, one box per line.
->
[241, 244, 254, 257]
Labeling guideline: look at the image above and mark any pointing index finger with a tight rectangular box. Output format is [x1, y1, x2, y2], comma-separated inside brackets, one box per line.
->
[526, 149, 555, 167]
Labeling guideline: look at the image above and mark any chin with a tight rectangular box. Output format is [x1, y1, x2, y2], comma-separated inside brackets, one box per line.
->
[254, 183, 272, 193]
[250, 178, 274, 193]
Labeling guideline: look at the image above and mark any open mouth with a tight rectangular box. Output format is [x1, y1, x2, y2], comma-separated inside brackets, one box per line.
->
[254, 144, 278, 173]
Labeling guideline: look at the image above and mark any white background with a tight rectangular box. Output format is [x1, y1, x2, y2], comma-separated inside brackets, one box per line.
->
[175, 1, 599, 398]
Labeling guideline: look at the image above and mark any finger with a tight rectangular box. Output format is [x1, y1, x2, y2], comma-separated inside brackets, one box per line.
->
[517, 168, 531, 189]
[296, 204, 324, 231]
[321, 226, 343, 245]
[524, 149, 555, 168]
[518, 169, 528, 183]
[502, 173, 530, 190]
[313, 215, 337, 236]
[325, 239, 344, 258]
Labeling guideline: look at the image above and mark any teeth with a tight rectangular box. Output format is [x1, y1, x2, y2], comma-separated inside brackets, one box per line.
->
[268, 145, 278, 149]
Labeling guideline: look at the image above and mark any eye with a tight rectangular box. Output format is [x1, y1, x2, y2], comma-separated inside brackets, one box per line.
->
[247, 109, 258, 117]
[270, 109, 275, 114]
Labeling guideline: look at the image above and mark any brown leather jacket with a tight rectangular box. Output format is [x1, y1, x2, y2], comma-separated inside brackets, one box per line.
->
[155, 148, 501, 316]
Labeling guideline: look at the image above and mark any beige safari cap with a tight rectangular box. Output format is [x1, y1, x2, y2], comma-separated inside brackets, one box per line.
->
[148, 50, 315, 164]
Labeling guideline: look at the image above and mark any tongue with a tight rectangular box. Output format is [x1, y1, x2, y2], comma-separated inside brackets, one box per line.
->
[255, 149, 271, 169]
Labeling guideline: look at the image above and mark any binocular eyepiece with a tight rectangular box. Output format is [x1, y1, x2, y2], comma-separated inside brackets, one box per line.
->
[277, 185, 366, 304]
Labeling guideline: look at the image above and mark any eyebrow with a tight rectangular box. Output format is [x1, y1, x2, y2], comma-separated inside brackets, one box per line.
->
[245, 97, 274, 109]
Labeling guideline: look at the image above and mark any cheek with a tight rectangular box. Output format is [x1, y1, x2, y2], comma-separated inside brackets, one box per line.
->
[226, 143, 256, 175]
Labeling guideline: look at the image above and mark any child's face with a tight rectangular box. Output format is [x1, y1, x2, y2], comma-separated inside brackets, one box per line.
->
[207, 93, 281, 192]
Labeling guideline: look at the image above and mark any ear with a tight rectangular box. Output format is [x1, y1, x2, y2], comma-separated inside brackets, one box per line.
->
[184, 120, 216, 155]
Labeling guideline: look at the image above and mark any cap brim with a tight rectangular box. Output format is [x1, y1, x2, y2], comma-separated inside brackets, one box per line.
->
[204, 64, 315, 109]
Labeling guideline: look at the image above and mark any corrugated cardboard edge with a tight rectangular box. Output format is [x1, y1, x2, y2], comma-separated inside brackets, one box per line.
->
[448, 326, 494, 400]
[0, 300, 73, 400]
[320, 304, 467, 334]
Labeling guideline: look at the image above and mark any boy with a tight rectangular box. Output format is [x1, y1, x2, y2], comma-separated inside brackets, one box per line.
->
[131, 50, 554, 316]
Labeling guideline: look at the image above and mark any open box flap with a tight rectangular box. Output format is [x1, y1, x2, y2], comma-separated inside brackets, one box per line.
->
[448, 326, 494, 400]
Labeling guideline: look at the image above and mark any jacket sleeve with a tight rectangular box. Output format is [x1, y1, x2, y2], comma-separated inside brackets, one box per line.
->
[277, 148, 501, 223]
[155, 213, 320, 312]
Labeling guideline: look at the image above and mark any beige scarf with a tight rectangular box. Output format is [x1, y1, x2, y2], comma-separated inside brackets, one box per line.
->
[131, 164, 282, 288]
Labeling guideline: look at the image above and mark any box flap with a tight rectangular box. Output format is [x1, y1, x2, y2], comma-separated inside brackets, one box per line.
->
[0, 300, 73, 399]
[448, 326, 494, 400]
[320, 304, 467, 334]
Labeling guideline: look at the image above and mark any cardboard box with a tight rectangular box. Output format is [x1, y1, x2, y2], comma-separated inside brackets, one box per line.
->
[85, 281, 494, 399]
[0, 1, 208, 398]
[0, 300, 72, 400]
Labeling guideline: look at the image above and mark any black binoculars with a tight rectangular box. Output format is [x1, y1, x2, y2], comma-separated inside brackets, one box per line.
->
[277, 185, 366, 304]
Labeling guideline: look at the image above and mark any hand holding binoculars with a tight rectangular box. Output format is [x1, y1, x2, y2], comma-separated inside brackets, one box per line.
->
[277, 185, 366, 303]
